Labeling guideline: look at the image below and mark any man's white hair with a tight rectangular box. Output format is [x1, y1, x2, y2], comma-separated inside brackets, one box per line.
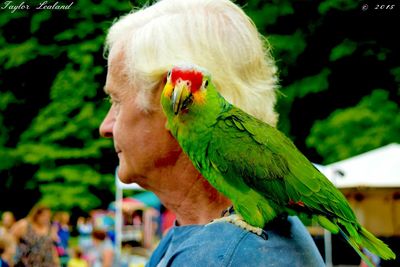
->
[105, 0, 279, 126]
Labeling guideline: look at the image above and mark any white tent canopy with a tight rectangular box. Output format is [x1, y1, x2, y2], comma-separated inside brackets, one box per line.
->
[315, 143, 400, 266]
[320, 143, 400, 188]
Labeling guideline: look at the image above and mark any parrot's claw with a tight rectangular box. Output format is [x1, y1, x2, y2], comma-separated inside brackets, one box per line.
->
[209, 214, 267, 238]
[220, 205, 235, 217]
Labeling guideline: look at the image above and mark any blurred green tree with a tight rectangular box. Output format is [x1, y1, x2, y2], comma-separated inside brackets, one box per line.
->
[0, 0, 133, 214]
[240, 0, 399, 163]
[307, 89, 400, 163]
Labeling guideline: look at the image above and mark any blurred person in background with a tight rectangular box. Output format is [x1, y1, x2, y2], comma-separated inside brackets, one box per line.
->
[11, 203, 60, 267]
[53, 211, 71, 267]
[0, 210, 16, 266]
[77, 216, 93, 253]
[85, 228, 115, 267]
[0, 230, 16, 267]
[67, 246, 88, 267]
[0, 211, 15, 232]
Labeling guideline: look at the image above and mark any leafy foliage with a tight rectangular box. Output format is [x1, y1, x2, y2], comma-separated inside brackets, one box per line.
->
[241, 0, 399, 162]
[307, 90, 400, 163]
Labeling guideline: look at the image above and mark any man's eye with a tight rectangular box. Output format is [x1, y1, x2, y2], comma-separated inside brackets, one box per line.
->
[105, 96, 114, 104]
[106, 96, 120, 106]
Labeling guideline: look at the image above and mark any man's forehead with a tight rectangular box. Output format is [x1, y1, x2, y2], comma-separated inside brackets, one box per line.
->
[104, 49, 128, 95]
[108, 49, 125, 73]
[108, 42, 126, 65]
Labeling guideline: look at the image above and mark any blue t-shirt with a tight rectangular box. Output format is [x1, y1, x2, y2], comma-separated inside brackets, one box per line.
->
[147, 216, 324, 267]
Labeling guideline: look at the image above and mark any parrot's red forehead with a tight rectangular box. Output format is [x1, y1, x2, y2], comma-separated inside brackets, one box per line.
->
[171, 67, 203, 93]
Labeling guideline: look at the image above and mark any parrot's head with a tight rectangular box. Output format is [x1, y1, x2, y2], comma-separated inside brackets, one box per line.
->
[161, 64, 214, 118]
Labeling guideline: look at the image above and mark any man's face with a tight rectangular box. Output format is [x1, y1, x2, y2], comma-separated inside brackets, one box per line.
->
[99, 51, 182, 185]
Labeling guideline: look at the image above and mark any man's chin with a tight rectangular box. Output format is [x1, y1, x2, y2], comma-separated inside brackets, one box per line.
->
[117, 168, 133, 184]
[117, 167, 145, 186]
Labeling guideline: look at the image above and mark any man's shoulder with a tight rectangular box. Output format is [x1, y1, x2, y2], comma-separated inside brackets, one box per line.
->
[156, 222, 256, 266]
[149, 216, 325, 267]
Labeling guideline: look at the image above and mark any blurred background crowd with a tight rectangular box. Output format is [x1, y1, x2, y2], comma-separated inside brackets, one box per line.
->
[0, 193, 174, 267]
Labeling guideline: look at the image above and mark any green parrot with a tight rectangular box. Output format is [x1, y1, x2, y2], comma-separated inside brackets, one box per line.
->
[160, 64, 396, 265]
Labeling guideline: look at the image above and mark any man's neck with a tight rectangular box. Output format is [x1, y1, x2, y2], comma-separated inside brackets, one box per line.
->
[144, 154, 232, 225]
[167, 176, 231, 225]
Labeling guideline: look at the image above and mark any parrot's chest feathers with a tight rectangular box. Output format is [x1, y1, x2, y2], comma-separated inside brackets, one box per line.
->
[173, 123, 213, 165]
[172, 114, 212, 140]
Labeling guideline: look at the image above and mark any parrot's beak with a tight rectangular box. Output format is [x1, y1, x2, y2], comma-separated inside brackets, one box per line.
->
[172, 81, 192, 115]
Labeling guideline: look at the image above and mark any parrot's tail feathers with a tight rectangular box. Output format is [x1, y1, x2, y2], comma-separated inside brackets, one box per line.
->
[318, 217, 396, 262]
[359, 227, 396, 260]
[338, 224, 396, 267]
[316, 215, 339, 234]
[338, 228, 375, 267]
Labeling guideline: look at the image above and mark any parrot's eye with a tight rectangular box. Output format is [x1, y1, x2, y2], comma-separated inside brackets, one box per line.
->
[185, 80, 191, 87]
[167, 71, 171, 79]
[203, 80, 208, 89]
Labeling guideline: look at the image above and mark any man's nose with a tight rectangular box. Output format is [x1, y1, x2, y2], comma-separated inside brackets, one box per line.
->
[99, 108, 114, 138]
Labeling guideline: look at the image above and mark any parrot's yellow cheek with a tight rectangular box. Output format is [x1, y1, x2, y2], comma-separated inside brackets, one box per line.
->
[193, 91, 206, 104]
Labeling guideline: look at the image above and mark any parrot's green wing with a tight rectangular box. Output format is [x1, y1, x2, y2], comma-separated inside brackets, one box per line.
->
[206, 105, 395, 263]
[207, 105, 357, 225]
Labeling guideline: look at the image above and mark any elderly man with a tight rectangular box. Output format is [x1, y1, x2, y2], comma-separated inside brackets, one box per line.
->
[99, 0, 324, 266]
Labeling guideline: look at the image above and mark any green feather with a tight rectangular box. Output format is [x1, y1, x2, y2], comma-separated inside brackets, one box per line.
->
[316, 215, 339, 234]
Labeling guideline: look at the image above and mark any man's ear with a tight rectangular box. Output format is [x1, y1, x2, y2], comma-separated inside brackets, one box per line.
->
[162, 72, 168, 85]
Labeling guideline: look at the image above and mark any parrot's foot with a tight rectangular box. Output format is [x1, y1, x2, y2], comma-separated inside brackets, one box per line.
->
[209, 214, 267, 239]
[220, 205, 235, 217]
